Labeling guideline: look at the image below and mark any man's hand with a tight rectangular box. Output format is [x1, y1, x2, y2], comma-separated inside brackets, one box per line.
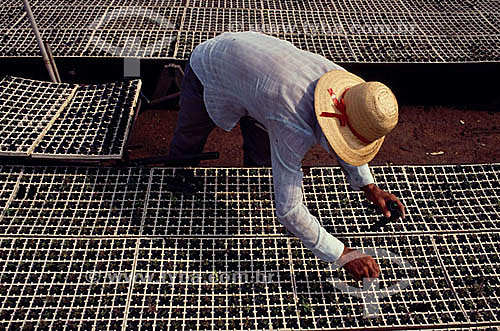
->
[362, 183, 405, 218]
[338, 247, 380, 281]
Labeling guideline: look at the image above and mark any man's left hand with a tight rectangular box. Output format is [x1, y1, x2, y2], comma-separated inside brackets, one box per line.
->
[361, 183, 405, 218]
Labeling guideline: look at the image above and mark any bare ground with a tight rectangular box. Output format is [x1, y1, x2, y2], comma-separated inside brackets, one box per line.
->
[127, 105, 500, 166]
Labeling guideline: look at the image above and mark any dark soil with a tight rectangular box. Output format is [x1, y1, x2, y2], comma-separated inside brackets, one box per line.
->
[127, 105, 500, 166]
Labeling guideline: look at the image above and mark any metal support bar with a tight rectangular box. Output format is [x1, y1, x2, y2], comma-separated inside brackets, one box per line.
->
[148, 91, 181, 107]
[129, 152, 219, 166]
[44, 41, 61, 83]
[22, 0, 57, 83]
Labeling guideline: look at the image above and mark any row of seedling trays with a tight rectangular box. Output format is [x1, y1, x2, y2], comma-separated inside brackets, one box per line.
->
[0, 164, 497, 329]
[0, 164, 498, 236]
[0, 3, 499, 61]
[0, 233, 498, 329]
[15, 0, 500, 12]
[0, 76, 141, 159]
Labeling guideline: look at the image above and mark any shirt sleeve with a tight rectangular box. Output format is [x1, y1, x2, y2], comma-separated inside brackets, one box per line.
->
[336, 157, 375, 191]
[268, 121, 345, 262]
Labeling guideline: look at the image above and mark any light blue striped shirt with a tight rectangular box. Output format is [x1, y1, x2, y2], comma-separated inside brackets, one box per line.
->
[190, 32, 374, 262]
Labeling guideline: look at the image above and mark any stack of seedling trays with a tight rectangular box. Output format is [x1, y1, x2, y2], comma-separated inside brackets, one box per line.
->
[0, 0, 499, 62]
[0, 76, 141, 161]
[0, 163, 498, 329]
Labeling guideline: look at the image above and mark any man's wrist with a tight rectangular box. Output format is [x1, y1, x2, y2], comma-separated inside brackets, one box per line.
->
[361, 183, 377, 193]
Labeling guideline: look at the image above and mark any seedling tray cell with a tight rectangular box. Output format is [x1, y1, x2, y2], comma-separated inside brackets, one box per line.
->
[435, 233, 500, 323]
[0, 76, 76, 156]
[32, 80, 141, 159]
[126, 237, 297, 330]
[84, 29, 177, 58]
[290, 235, 467, 329]
[143, 168, 284, 237]
[0, 167, 149, 236]
[0, 237, 136, 331]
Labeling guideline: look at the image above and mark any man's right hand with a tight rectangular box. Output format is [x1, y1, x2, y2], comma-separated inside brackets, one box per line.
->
[337, 247, 380, 281]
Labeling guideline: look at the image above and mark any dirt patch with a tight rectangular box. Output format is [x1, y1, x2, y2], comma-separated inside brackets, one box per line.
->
[127, 105, 500, 166]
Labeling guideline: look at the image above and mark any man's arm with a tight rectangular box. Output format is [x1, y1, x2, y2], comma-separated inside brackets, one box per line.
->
[337, 157, 406, 218]
[269, 124, 344, 262]
[268, 125, 380, 279]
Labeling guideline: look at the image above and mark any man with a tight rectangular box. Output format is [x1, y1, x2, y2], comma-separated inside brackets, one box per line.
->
[169, 32, 405, 280]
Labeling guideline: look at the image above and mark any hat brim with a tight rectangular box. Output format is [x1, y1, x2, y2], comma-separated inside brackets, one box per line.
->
[314, 70, 384, 167]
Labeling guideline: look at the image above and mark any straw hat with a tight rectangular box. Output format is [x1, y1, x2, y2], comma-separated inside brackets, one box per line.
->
[314, 70, 398, 166]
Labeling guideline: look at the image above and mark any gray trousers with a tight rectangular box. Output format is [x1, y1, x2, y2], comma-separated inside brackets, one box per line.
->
[169, 62, 271, 166]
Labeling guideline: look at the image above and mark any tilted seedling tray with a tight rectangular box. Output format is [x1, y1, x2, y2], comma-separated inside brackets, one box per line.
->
[0, 76, 77, 156]
[0, 76, 141, 160]
[32, 80, 141, 159]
